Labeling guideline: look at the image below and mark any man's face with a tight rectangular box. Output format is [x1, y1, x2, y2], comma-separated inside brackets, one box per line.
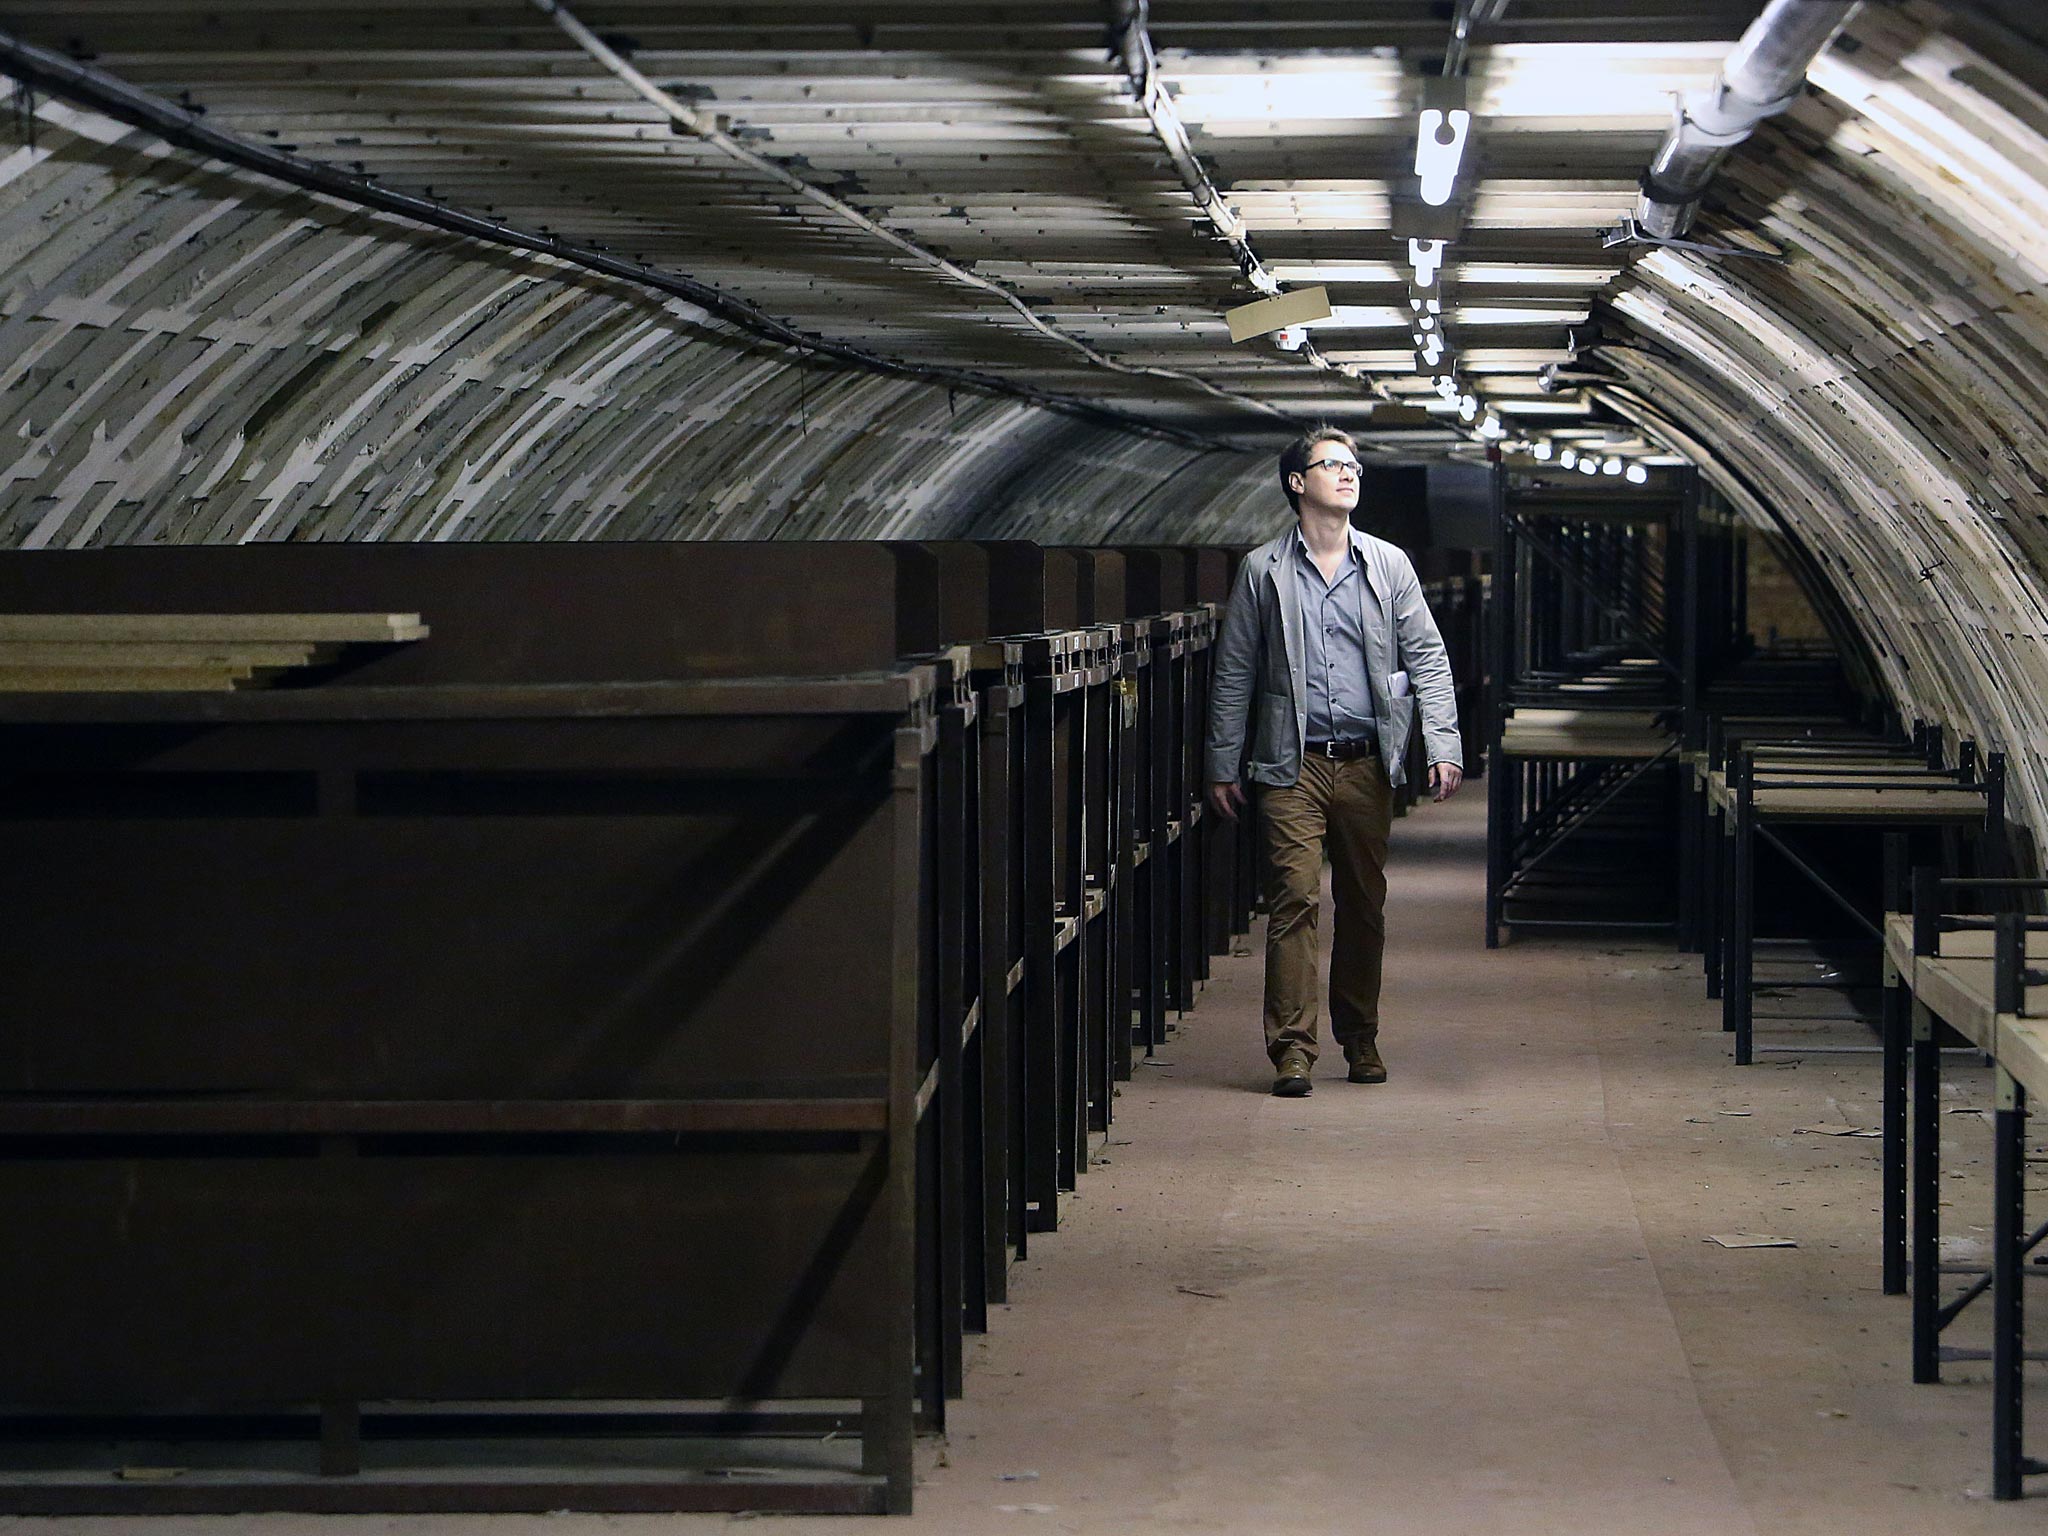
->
[1295, 438, 1361, 515]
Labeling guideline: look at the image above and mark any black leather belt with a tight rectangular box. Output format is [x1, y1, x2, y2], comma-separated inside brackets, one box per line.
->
[1306, 738, 1375, 759]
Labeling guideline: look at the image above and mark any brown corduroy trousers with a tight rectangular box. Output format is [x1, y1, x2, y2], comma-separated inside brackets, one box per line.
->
[1258, 751, 1394, 1066]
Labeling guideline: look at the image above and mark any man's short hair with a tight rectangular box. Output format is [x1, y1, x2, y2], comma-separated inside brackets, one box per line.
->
[1278, 425, 1360, 513]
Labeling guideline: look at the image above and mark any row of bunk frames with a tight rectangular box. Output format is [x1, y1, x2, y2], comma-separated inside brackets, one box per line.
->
[1671, 496, 2011, 1074]
[1478, 462, 2048, 1499]
[1886, 869, 2048, 1500]
[1483, 466, 1699, 945]
[0, 539, 1254, 1517]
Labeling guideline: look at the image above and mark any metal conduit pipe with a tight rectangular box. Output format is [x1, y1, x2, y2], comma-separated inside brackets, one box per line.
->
[1441, 0, 1513, 81]
[1635, 0, 1860, 239]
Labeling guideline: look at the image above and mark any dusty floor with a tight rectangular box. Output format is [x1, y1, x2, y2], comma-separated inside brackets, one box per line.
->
[12, 791, 2028, 1534]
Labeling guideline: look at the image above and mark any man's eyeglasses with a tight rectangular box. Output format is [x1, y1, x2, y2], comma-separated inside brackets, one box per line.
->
[1304, 456, 1362, 475]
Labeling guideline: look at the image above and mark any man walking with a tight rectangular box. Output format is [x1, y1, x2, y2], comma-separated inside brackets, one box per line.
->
[1206, 427, 1463, 1096]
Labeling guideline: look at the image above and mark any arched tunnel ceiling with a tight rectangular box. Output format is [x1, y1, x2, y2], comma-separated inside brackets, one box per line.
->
[0, 95, 1279, 544]
[0, 3, 2043, 829]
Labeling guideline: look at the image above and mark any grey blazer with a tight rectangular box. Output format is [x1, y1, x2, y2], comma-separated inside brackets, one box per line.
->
[1205, 525, 1462, 790]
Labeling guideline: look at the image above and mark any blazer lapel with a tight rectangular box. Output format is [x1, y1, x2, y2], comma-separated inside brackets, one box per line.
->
[1268, 542, 1302, 679]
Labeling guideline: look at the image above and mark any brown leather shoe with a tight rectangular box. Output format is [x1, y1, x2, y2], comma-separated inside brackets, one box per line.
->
[1271, 1049, 1312, 1097]
[1345, 1044, 1388, 1084]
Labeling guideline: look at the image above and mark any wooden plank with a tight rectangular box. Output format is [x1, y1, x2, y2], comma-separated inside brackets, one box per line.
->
[1915, 956, 2000, 1051]
[0, 666, 248, 693]
[1888, 914, 2048, 1017]
[1935, 929, 2048, 961]
[0, 613, 427, 644]
[0, 642, 324, 667]
[1501, 706, 1674, 760]
[1751, 785, 1987, 820]
[1749, 757, 1930, 776]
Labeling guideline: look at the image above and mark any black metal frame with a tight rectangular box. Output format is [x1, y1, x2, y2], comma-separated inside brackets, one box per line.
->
[1485, 469, 1694, 945]
[1900, 873, 2048, 1500]
[1718, 735, 2003, 1064]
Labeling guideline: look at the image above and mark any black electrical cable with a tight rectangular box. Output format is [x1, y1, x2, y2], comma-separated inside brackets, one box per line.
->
[0, 29, 1242, 453]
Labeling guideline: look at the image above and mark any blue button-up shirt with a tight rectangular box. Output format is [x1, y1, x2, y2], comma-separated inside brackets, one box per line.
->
[1294, 532, 1377, 743]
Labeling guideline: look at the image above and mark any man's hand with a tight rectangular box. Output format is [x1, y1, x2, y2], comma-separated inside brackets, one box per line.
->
[1208, 780, 1247, 821]
[1429, 762, 1464, 803]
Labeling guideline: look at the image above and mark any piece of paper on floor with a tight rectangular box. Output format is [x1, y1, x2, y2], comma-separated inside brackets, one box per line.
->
[1795, 1124, 1881, 1137]
[1707, 1232, 1799, 1249]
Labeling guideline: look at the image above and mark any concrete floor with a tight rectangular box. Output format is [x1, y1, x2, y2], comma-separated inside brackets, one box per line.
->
[13, 791, 2028, 1534]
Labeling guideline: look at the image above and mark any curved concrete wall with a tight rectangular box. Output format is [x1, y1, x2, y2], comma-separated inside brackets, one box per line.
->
[1592, 1, 2048, 837]
[0, 100, 1277, 549]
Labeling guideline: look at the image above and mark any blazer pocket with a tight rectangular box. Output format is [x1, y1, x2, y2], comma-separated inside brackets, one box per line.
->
[1257, 693, 1294, 754]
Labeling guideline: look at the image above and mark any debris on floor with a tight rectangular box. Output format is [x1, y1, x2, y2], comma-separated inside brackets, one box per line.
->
[1706, 1232, 1799, 1248]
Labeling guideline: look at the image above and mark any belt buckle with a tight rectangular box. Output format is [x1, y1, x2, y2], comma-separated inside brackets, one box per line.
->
[1319, 740, 1339, 758]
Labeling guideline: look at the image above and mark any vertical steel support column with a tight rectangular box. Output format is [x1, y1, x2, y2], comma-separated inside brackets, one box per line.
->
[1188, 613, 1219, 981]
[1911, 997, 1943, 1383]
[1056, 652, 1087, 1192]
[932, 671, 971, 1389]
[1172, 618, 1200, 1013]
[1004, 668, 1030, 1260]
[1112, 644, 1140, 1084]
[1993, 1063, 2026, 1500]
[1727, 756, 1754, 1060]
[879, 719, 927, 1512]
[1021, 647, 1059, 1234]
[1142, 621, 1172, 1052]
[1484, 463, 1512, 948]
[971, 654, 1016, 1303]
[1705, 722, 1726, 998]
[959, 683, 995, 1330]
[1170, 621, 1193, 1014]
[911, 715, 947, 1430]
[1880, 979, 1911, 1296]
[1881, 831, 1909, 1295]
[1080, 631, 1112, 1140]
[1677, 471, 1703, 951]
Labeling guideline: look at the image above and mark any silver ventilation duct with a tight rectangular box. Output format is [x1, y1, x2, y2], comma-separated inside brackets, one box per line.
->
[1635, 0, 1860, 239]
